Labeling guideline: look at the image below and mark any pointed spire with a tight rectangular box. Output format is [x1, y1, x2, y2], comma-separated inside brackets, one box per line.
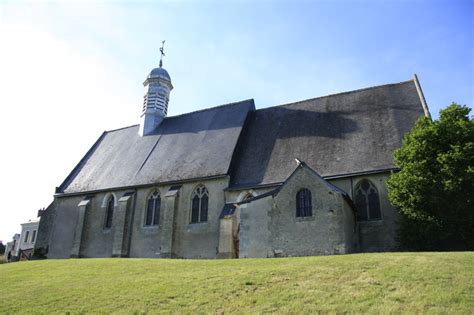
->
[159, 40, 165, 68]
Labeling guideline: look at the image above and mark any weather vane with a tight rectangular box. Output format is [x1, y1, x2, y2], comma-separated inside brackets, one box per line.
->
[159, 40, 165, 68]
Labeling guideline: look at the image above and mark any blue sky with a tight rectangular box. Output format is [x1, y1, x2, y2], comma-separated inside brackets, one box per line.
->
[0, 0, 472, 242]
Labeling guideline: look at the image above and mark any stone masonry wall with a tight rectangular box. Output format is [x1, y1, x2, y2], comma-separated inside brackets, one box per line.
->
[34, 202, 56, 258]
[239, 165, 357, 258]
[171, 178, 229, 259]
[128, 177, 229, 258]
[46, 195, 83, 258]
[43, 177, 229, 259]
[329, 172, 400, 252]
[238, 197, 273, 258]
[270, 166, 356, 256]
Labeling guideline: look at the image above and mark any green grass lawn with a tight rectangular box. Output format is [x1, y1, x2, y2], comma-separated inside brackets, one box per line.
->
[0, 252, 472, 313]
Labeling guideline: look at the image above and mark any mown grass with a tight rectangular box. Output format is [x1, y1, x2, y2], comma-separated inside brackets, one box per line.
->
[0, 252, 473, 313]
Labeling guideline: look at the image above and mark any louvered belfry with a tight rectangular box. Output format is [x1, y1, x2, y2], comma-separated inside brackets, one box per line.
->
[139, 43, 173, 136]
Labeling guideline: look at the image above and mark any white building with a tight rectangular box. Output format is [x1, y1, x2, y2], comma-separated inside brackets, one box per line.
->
[17, 219, 40, 260]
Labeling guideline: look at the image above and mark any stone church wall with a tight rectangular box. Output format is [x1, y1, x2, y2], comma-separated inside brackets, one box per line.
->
[238, 197, 273, 258]
[36, 170, 398, 259]
[34, 202, 56, 258]
[329, 172, 400, 252]
[79, 190, 130, 258]
[239, 166, 357, 258]
[227, 172, 399, 255]
[40, 177, 230, 259]
[171, 178, 228, 259]
[269, 166, 357, 256]
[128, 177, 229, 259]
[45, 195, 83, 258]
[45, 190, 132, 258]
[128, 186, 164, 258]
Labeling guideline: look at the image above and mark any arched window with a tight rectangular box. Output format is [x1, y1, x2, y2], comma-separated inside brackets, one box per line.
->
[104, 195, 114, 228]
[296, 189, 312, 217]
[354, 179, 381, 221]
[145, 190, 161, 226]
[191, 185, 209, 223]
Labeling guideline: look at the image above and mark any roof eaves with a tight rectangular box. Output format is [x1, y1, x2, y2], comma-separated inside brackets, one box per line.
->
[234, 187, 281, 205]
[322, 168, 398, 180]
[227, 168, 399, 190]
[56, 174, 229, 198]
[225, 182, 283, 191]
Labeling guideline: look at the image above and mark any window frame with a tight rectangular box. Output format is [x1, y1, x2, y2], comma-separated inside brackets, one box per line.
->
[104, 195, 115, 229]
[354, 179, 382, 222]
[296, 188, 313, 218]
[144, 190, 161, 227]
[190, 185, 209, 224]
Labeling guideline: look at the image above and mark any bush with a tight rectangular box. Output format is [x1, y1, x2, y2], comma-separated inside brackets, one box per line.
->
[388, 103, 474, 250]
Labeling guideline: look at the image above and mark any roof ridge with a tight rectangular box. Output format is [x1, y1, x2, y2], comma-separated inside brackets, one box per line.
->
[166, 99, 255, 119]
[257, 79, 415, 111]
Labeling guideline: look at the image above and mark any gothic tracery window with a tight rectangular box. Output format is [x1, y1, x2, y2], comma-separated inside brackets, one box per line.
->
[104, 195, 114, 229]
[145, 190, 161, 226]
[354, 179, 381, 221]
[191, 185, 209, 223]
[296, 188, 312, 217]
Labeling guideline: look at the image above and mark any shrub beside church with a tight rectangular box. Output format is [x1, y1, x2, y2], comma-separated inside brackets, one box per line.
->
[388, 103, 474, 251]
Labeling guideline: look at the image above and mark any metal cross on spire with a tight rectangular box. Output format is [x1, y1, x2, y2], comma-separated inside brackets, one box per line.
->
[159, 40, 165, 68]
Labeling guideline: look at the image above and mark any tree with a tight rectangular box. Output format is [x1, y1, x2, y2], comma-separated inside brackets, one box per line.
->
[387, 103, 474, 250]
[0, 241, 5, 255]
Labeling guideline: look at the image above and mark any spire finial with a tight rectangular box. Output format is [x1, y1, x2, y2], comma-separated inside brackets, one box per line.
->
[159, 40, 165, 68]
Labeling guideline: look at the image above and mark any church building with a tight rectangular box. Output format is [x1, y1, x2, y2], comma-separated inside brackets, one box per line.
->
[34, 51, 430, 259]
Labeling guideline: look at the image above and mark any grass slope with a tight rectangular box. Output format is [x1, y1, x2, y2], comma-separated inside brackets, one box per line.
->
[0, 252, 473, 313]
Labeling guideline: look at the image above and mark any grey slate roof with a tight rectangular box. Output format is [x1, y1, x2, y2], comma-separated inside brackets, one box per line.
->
[60, 100, 255, 194]
[229, 80, 426, 188]
[219, 204, 237, 219]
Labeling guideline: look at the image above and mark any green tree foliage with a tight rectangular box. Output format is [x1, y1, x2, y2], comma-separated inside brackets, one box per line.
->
[387, 103, 474, 250]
